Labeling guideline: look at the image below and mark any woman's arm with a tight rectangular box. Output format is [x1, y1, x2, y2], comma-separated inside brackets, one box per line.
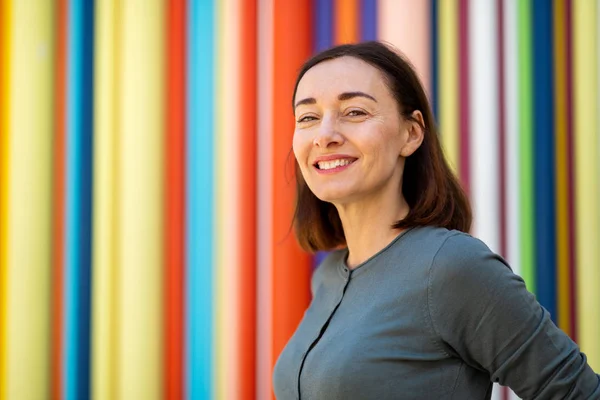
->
[428, 233, 600, 399]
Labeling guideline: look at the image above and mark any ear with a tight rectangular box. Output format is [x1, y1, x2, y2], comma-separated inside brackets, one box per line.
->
[399, 110, 425, 157]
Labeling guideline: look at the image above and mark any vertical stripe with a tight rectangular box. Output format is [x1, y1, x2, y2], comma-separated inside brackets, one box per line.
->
[469, 0, 500, 252]
[469, 2, 501, 397]
[118, 1, 165, 398]
[533, 0, 556, 322]
[554, 0, 572, 335]
[498, 0, 507, 261]
[574, 0, 600, 371]
[5, 2, 54, 398]
[257, 0, 274, 397]
[334, 0, 359, 44]
[503, 1, 522, 397]
[64, 1, 94, 397]
[91, 0, 119, 398]
[187, 0, 215, 398]
[215, 0, 242, 397]
[239, 0, 258, 398]
[438, 0, 459, 171]
[165, 0, 185, 398]
[378, 0, 431, 95]
[503, 0, 522, 294]
[360, 0, 377, 41]
[52, 0, 67, 398]
[431, 0, 439, 118]
[458, 0, 470, 193]
[565, 0, 577, 342]
[272, 0, 313, 398]
[314, 0, 334, 52]
[517, 0, 535, 293]
[0, 0, 10, 396]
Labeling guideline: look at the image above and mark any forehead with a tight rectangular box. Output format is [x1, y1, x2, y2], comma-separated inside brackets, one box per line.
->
[295, 56, 389, 101]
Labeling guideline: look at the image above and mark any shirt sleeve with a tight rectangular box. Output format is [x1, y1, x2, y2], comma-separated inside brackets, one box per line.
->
[428, 232, 600, 399]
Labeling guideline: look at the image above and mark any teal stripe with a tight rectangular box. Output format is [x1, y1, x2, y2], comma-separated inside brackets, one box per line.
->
[187, 0, 215, 398]
[64, 0, 94, 398]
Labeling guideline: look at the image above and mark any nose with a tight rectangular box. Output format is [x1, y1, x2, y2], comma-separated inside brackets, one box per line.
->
[313, 115, 343, 148]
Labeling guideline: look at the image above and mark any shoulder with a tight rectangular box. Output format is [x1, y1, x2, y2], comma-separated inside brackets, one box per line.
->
[429, 231, 513, 286]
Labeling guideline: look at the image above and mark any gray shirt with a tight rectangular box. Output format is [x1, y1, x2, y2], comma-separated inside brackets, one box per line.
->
[273, 226, 600, 399]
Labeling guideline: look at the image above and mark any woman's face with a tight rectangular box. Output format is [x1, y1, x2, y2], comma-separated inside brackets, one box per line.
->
[293, 56, 422, 205]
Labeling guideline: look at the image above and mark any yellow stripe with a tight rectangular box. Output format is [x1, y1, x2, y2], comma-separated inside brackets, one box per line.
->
[5, 2, 54, 398]
[0, 0, 11, 397]
[438, 0, 459, 172]
[118, 1, 164, 398]
[574, 0, 600, 370]
[553, 0, 571, 337]
[92, 1, 119, 398]
[215, 0, 226, 396]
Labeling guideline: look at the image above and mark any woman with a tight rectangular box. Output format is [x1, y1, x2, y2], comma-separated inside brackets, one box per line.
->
[272, 41, 600, 399]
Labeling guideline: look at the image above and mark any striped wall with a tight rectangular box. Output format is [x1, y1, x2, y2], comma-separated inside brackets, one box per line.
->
[0, 1, 598, 400]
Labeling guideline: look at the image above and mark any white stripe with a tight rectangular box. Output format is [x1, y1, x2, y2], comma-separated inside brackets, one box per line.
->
[469, 0, 500, 252]
[257, 0, 274, 398]
[469, 0, 502, 398]
[503, 0, 521, 278]
[504, 0, 522, 398]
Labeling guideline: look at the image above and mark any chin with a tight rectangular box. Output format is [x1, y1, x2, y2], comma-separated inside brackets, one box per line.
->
[312, 190, 354, 204]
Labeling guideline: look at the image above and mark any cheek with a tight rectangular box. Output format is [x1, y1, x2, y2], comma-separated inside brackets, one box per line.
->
[292, 132, 309, 162]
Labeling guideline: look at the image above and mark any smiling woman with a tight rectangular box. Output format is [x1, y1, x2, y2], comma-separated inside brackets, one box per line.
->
[273, 41, 600, 400]
[291, 43, 470, 255]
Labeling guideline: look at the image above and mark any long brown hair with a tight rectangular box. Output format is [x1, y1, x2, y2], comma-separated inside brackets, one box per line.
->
[292, 41, 471, 253]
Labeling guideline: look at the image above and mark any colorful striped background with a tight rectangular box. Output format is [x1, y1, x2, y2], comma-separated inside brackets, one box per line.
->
[0, 1, 598, 400]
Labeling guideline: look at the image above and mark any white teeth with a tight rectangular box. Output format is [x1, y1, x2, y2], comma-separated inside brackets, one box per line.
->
[317, 159, 353, 170]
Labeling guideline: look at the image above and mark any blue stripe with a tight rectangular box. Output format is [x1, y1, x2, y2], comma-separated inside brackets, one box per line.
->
[314, 0, 334, 52]
[360, 0, 377, 41]
[431, 0, 439, 119]
[64, 0, 94, 399]
[532, 0, 556, 321]
[187, 0, 214, 398]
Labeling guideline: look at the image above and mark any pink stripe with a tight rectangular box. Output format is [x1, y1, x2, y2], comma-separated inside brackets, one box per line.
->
[458, 0, 471, 196]
[377, 0, 431, 95]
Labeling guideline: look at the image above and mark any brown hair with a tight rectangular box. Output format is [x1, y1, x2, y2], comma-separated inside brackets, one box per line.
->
[292, 41, 471, 253]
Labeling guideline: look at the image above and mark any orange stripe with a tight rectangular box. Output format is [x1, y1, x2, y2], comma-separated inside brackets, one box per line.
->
[51, 0, 67, 399]
[334, 0, 359, 44]
[272, 0, 312, 398]
[164, 0, 185, 398]
[238, 0, 257, 398]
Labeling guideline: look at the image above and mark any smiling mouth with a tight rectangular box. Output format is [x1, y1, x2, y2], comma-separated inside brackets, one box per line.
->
[314, 158, 357, 170]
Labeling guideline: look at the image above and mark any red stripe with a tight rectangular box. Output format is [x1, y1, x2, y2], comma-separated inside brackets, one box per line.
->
[238, 0, 258, 398]
[272, 0, 313, 398]
[565, 0, 577, 342]
[164, 0, 186, 398]
[458, 0, 471, 196]
[52, 1, 67, 398]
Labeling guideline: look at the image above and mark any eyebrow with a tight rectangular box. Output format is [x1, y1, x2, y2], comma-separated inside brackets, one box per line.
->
[294, 91, 378, 110]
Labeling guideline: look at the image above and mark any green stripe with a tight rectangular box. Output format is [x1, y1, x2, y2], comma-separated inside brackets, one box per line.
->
[518, 0, 536, 294]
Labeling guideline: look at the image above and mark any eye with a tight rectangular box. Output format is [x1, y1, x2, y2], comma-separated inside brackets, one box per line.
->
[297, 115, 318, 123]
[346, 109, 367, 117]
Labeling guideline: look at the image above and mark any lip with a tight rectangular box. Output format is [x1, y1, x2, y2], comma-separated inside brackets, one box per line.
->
[312, 154, 358, 175]
[312, 154, 358, 165]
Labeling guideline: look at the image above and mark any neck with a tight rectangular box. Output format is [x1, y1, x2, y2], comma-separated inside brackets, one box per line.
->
[335, 189, 409, 269]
